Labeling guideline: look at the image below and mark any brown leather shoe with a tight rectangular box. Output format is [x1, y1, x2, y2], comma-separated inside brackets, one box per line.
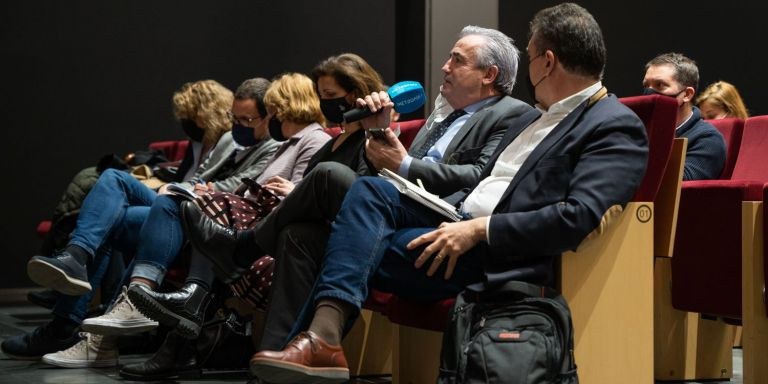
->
[249, 331, 349, 384]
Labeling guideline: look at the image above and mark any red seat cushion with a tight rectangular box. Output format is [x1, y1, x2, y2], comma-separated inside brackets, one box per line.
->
[671, 116, 768, 319]
[671, 180, 763, 318]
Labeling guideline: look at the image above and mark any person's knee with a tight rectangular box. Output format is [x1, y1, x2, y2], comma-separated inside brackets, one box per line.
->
[312, 162, 358, 188]
[152, 195, 181, 217]
[99, 168, 130, 185]
[347, 176, 394, 204]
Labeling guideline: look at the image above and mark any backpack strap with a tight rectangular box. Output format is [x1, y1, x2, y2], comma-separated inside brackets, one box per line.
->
[469, 280, 561, 302]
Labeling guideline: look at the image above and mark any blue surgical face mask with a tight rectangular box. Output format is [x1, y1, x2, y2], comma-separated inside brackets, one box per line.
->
[231, 123, 257, 147]
[268, 116, 286, 141]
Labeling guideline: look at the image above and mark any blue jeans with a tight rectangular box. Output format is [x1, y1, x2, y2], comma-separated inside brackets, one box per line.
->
[69, 169, 157, 257]
[59, 169, 185, 322]
[55, 204, 149, 323]
[287, 177, 484, 342]
[130, 194, 186, 284]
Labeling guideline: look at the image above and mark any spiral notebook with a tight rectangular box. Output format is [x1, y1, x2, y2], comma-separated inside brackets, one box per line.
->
[378, 169, 462, 222]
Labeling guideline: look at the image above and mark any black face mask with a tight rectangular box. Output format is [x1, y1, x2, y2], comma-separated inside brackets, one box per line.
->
[525, 73, 547, 104]
[641, 87, 684, 99]
[319, 96, 352, 124]
[268, 116, 286, 141]
[231, 123, 257, 147]
[180, 119, 205, 142]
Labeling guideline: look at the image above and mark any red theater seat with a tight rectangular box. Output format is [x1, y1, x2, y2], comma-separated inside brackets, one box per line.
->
[149, 140, 189, 162]
[324, 119, 425, 150]
[672, 116, 768, 319]
[619, 95, 678, 202]
[709, 118, 745, 180]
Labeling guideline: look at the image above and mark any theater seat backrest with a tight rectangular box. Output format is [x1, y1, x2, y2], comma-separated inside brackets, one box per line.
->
[731, 116, 768, 181]
[396, 119, 425, 150]
[173, 141, 189, 162]
[323, 127, 343, 137]
[619, 95, 678, 202]
[149, 140, 189, 162]
[708, 118, 744, 179]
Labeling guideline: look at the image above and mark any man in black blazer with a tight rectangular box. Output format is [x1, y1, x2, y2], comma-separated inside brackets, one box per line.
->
[249, 3, 649, 384]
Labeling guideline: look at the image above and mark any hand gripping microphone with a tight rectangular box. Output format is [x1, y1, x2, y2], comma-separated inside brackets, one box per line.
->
[342, 81, 426, 123]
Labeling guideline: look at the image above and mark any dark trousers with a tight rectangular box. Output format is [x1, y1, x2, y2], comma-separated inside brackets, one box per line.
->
[251, 162, 359, 350]
[280, 177, 484, 346]
[251, 162, 359, 255]
[257, 222, 329, 351]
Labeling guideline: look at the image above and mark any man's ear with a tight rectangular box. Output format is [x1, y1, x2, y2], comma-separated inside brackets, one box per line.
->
[682, 87, 696, 103]
[483, 65, 499, 86]
[544, 49, 556, 68]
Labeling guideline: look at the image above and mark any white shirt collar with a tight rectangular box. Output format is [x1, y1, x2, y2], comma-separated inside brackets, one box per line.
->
[676, 110, 693, 131]
[535, 81, 603, 115]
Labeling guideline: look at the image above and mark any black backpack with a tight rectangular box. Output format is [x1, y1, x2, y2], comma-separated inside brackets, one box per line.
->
[438, 281, 578, 384]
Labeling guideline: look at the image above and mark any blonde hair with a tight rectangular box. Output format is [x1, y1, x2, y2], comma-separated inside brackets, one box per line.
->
[696, 81, 749, 119]
[172, 80, 234, 147]
[264, 73, 325, 126]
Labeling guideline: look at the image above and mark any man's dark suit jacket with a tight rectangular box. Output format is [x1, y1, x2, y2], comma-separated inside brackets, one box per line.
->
[447, 94, 649, 287]
[407, 95, 532, 196]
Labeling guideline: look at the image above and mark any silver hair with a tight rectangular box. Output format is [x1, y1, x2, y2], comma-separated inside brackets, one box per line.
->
[459, 25, 519, 95]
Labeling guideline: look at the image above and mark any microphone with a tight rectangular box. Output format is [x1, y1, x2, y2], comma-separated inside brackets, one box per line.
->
[342, 81, 426, 123]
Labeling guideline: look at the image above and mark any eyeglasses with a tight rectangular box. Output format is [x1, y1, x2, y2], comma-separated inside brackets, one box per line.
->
[227, 111, 262, 126]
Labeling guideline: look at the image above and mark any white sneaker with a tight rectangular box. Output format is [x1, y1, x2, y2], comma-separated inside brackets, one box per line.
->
[81, 286, 159, 335]
[42, 332, 118, 368]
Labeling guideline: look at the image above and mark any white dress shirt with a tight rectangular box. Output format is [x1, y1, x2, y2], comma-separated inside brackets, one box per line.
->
[460, 81, 603, 242]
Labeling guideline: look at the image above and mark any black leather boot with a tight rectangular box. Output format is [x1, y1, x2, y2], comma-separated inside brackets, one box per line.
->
[119, 331, 201, 380]
[180, 201, 247, 283]
[127, 283, 211, 339]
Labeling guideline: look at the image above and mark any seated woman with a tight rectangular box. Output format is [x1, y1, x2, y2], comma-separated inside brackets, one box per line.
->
[37, 72, 331, 369]
[38, 79, 232, 258]
[2, 78, 278, 361]
[696, 80, 749, 120]
[30, 79, 234, 312]
[116, 55, 387, 380]
[126, 63, 382, 335]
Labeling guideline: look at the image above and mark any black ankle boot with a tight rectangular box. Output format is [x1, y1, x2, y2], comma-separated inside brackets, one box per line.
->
[180, 201, 258, 283]
[127, 283, 211, 339]
[119, 331, 201, 380]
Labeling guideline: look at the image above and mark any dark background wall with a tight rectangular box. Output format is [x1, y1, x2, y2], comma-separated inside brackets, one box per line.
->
[501, 1, 768, 116]
[0, 1, 396, 288]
